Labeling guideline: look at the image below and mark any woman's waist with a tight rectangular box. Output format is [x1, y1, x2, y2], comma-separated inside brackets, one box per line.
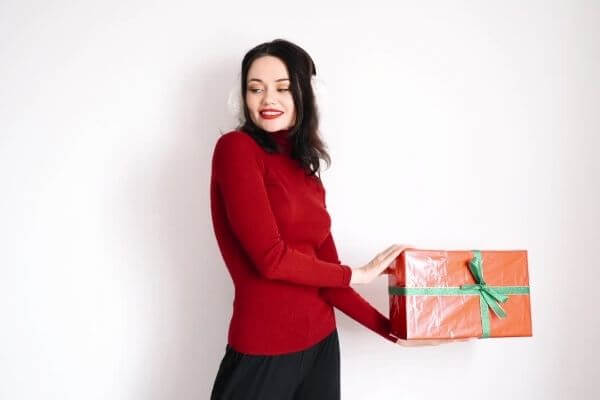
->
[227, 295, 337, 355]
[232, 281, 329, 314]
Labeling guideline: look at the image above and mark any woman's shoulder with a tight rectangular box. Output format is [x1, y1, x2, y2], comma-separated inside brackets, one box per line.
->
[214, 130, 261, 155]
[212, 129, 266, 174]
[216, 129, 255, 146]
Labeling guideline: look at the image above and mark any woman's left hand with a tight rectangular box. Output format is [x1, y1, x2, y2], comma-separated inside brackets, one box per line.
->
[394, 337, 475, 346]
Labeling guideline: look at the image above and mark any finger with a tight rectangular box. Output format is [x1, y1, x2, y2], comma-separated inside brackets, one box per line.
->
[378, 244, 399, 260]
[370, 246, 400, 269]
[381, 245, 407, 261]
[379, 244, 414, 262]
[390, 244, 416, 259]
[399, 339, 445, 346]
[397, 244, 417, 253]
[381, 246, 409, 267]
[372, 254, 403, 277]
[374, 245, 416, 278]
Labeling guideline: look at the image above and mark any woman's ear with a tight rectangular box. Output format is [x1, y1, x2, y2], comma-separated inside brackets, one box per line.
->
[311, 75, 329, 110]
[227, 80, 244, 123]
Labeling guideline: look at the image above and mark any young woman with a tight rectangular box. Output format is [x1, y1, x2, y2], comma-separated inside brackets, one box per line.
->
[209, 39, 442, 400]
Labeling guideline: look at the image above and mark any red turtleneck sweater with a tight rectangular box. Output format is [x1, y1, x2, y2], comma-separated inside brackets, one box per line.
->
[210, 128, 396, 355]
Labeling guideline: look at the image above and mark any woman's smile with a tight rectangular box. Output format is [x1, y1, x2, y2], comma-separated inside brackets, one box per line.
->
[260, 109, 284, 119]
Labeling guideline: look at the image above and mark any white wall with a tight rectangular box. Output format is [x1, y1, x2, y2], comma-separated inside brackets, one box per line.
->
[1, 1, 598, 399]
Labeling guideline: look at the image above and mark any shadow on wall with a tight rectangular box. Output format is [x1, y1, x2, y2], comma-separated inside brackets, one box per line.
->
[119, 53, 244, 398]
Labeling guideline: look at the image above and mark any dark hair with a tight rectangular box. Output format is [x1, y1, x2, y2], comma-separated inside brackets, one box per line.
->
[234, 38, 331, 179]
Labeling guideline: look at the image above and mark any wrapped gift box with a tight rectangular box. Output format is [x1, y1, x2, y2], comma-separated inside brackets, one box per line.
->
[387, 249, 532, 339]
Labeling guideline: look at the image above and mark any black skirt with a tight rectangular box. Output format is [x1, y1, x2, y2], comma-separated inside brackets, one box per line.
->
[210, 329, 341, 400]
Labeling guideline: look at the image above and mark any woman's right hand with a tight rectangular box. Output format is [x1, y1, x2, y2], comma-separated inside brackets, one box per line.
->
[350, 244, 414, 285]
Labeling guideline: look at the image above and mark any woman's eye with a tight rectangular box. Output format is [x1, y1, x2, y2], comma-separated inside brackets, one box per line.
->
[248, 88, 289, 93]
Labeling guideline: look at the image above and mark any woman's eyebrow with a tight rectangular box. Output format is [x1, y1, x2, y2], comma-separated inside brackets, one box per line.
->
[248, 78, 290, 83]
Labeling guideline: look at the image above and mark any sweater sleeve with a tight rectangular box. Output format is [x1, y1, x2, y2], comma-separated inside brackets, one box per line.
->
[212, 133, 353, 287]
[316, 194, 396, 343]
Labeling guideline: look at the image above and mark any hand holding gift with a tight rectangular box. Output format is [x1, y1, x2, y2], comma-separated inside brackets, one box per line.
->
[350, 244, 415, 285]
[394, 337, 476, 347]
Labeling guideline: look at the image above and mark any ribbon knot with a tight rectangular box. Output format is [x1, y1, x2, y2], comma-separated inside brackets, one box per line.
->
[460, 250, 509, 319]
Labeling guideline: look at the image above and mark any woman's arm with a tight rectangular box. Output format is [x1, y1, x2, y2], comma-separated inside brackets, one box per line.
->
[212, 132, 353, 287]
[317, 231, 396, 343]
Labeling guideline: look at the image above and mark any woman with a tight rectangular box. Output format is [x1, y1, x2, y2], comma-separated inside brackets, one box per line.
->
[209, 39, 437, 400]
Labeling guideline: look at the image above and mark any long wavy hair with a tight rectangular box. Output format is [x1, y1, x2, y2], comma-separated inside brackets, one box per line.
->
[233, 38, 331, 179]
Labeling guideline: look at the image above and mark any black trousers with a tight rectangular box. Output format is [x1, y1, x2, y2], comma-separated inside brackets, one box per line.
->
[210, 329, 341, 400]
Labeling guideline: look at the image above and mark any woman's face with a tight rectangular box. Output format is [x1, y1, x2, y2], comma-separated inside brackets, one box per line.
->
[245, 55, 296, 132]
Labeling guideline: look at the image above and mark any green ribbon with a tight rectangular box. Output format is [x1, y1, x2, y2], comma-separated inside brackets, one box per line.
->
[462, 250, 509, 319]
[388, 250, 530, 338]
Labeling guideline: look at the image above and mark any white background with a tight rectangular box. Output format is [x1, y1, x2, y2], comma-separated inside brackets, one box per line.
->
[1, 1, 599, 399]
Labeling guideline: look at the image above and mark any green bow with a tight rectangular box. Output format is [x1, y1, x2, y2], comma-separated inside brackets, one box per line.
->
[460, 250, 509, 319]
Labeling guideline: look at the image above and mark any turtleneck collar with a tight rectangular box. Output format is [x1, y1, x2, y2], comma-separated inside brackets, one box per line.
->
[270, 128, 293, 154]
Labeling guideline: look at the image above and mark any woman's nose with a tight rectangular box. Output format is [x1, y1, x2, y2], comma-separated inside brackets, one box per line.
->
[262, 89, 277, 105]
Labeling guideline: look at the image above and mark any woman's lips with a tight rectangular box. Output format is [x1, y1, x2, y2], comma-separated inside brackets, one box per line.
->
[260, 111, 283, 119]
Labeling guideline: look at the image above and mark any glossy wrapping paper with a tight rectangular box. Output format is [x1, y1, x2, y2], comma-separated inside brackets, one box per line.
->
[387, 250, 532, 340]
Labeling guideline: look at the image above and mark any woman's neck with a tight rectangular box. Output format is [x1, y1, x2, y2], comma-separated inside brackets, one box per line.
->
[270, 128, 292, 153]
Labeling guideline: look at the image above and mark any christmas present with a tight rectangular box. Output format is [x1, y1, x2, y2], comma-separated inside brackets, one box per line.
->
[387, 249, 532, 339]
